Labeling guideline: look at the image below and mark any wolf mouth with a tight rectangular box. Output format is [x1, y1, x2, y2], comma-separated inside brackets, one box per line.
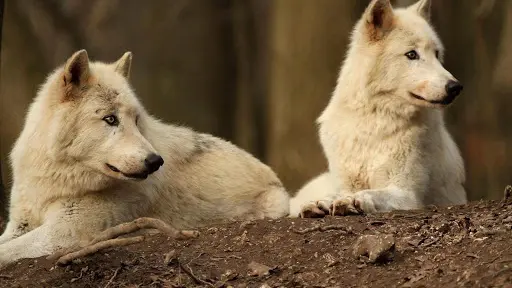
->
[409, 92, 454, 105]
[106, 163, 148, 180]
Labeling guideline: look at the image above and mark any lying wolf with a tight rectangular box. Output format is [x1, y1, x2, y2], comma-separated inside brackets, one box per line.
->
[290, 0, 467, 218]
[0, 50, 290, 267]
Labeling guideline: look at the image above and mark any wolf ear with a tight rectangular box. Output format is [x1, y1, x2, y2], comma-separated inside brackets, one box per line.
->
[114, 52, 132, 79]
[408, 0, 431, 20]
[364, 0, 394, 40]
[63, 49, 90, 87]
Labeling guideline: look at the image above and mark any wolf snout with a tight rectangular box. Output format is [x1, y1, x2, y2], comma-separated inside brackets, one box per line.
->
[445, 80, 463, 98]
[145, 153, 164, 174]
[437, 80, 463, 105]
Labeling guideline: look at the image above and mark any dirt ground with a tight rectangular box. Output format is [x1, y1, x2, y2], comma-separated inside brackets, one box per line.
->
[2, 198, 512, 288]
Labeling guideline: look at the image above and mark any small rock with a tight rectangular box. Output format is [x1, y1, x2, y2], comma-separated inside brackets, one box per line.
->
[164, 250, 178, 265]
[407, 223, 422, 233]
[206, 227, 218, 234]
[240, 220, 256, 229]
[407, 236, 425, 247]
[221, 270, 238, 282]
[248, 261, 276, 277]
[295, 271, 319, 283]
[502, 216, 512, 223]
[353, 234, 395, 263]
[322, 253, 339, 267]
[388, 226, 398, 234]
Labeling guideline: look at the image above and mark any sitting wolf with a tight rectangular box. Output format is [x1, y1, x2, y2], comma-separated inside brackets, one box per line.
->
[290, 0, 467, 217]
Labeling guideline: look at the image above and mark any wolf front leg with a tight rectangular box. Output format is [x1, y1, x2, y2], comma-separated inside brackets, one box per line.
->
[331, 186, 422, 215]
[289, 172, 342, 218]
[0, 219, 84, 269]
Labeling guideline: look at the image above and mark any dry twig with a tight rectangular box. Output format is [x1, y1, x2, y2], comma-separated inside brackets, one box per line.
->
[104, 267, 121, 288]
[47, 245, 81, 261]
[50, 217, 200, 265]
[57, 236, 144, 265]
[179, 261, 214, 287]
[0, 274, 12, 279]
[294, 224, 348, 234]
[90, 217, 199, 244]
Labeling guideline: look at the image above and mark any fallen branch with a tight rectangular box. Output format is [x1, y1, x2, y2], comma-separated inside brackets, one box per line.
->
[47, 245, 81, 261]
[90, 217, 199, 244]
[57, 236, 144, 265]
[293, 224, 348, 234]
[50, 217, 200, 265]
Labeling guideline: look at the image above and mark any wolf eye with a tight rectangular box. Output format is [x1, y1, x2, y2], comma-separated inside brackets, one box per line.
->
[405, 50, 419, 60]
[435, 50, 440, 59]
[103, 115, 119, 126]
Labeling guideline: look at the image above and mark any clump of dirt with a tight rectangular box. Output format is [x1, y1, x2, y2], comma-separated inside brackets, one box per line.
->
[2, 199, 512, 287]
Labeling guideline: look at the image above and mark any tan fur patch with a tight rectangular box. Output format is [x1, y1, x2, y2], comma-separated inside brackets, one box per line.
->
[62, 74, 98, 103]
[367, 17, 396, 42]
[415, 80, 428, 94]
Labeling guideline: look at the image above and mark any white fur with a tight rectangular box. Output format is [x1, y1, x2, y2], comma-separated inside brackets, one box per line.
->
[290, 0, 467, 218]
[0, 50, 290, 267]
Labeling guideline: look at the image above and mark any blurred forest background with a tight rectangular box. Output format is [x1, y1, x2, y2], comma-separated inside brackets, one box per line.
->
[1, 0, 512, 218]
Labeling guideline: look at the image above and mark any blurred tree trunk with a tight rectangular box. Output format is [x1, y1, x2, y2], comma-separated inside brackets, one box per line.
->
[231, 0, 269, 159]
[266, 0, 362, 193]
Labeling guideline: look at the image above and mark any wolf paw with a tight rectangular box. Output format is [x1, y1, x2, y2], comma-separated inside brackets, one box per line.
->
[299, 201, 331, 218]
[353, 192, 378, 213]
[330, 196, 361, 216]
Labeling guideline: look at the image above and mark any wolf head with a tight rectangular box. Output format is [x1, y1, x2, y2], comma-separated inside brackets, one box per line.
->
[35, 50, 163, 183]
[350, 0, 462, 109]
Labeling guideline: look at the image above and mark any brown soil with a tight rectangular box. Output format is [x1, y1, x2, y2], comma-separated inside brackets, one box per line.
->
[2, 199, 512, 288]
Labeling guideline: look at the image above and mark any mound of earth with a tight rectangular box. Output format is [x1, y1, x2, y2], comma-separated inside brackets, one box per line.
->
[1, 199, 512, 287]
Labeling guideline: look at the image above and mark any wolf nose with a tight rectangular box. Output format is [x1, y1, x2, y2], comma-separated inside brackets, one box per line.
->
[144, 153, 164, 174]
[445, 80, 463, 98]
